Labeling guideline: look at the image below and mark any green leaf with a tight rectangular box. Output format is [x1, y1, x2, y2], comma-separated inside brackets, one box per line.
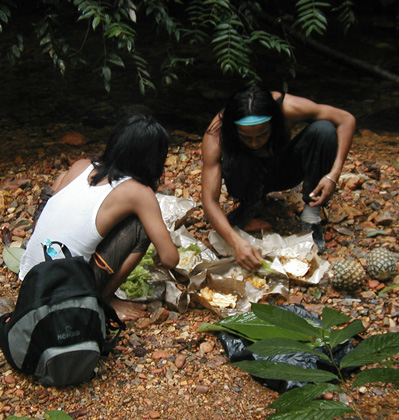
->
[340, 333, 399, 368]
[247, 338, 330, 361]
[233, 360, 338, 383]
[107, 53, 125, 67]
[102, 65, 111, 81]
[11, 44, 20, 57]
[44, 410, 74, 419]
[252, 303, 323, 339]
[322, 307, 350, 329]
[378, 283, 399, 296]
[3, 246, 25, 273]
[269, 383, 342, 411]
[40, 35, 51, 46]
[366, 229, 388, 238]
[328, 319, 365, 349]
[267, 400, 353, 420]
[92, 16, 101, 30]
[352, 367, 399, 388]
[0, 9, 8, 23]
[218, 311, 312, 341]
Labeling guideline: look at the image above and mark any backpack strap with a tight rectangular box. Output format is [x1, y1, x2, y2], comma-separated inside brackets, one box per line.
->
[99, 297, 126, 355]
[42, 241, 73, 261]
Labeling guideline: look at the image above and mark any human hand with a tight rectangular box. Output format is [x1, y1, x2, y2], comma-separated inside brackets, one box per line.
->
[233, 237, 263, 271]
[309, 175, 336, 207]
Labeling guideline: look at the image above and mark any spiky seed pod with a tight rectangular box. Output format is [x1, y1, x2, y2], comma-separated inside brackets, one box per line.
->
[327, 260, 366, 291]
[366, 248, 397, 282]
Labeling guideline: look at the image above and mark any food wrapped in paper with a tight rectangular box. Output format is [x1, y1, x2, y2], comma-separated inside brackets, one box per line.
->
[171, 226, 219, 280]
[188, 258, 290, 317]
[208, 228, 329, 286]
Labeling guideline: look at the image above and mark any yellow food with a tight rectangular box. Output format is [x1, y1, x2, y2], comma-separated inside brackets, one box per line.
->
[199, 287, 238, 309]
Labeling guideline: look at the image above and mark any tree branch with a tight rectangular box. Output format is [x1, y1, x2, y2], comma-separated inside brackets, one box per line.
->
[259, 12, 399, 85]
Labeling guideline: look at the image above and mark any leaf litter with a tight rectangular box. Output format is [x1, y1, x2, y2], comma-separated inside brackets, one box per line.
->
[0, 128, 399, 419]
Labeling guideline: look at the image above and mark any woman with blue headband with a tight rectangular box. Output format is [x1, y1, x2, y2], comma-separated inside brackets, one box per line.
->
[201, 85, 355, 271]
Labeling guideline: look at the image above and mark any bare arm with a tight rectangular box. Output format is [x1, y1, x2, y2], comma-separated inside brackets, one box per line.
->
[201, 116, 262, 271]
[283, 94, 356, 206]
[129, 186, 179, 270]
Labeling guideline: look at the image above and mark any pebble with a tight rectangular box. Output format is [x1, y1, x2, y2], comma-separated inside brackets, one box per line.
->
[195, 385, 209, 394]
[152, 350, 170, 360]
[200, 341, 214, 354]
[148, 410, 161, 419]
[322, 392, 334, 400]
[175, 354, 187, 369]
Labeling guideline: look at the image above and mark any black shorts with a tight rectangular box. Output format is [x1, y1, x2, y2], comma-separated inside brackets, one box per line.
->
[89, 215, 150, 293]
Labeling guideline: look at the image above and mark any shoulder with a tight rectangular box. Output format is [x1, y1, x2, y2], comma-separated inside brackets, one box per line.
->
[53, 159, 92, 193]
[68, 158, 92, 175]
[113, 178, 154, 200]
[279, 93, 321, 125]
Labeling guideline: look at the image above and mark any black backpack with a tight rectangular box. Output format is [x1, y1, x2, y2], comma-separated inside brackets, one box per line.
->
[0, 242, 125, 387]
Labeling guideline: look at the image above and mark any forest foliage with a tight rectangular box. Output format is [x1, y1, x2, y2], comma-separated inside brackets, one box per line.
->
[0, 0, 369, 93]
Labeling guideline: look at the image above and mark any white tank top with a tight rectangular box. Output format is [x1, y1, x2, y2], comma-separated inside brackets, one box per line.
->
[19, 164, 130, 280]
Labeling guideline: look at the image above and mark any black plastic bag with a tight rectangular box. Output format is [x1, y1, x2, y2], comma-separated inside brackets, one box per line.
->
[217, 304, 359, 393]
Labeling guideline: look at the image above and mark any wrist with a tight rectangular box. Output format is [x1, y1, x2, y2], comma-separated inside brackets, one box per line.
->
[324, 174, 338, 187]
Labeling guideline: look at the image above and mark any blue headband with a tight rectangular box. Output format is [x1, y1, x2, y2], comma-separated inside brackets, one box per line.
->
[234, 115, 272, 126]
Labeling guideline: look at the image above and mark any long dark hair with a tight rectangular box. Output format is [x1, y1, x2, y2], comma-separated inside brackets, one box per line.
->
[91, 114, 169, 191]
[221, 85, 288, 157]
[215, 85, 289, 202]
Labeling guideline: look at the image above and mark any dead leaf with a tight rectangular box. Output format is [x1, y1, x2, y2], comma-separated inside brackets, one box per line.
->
[58, 131, 89, 146]
[165, 155, 178, 166]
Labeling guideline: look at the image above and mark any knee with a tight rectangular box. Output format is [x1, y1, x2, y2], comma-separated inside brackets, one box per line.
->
[308, 120, 337, 147]
[308, 120, 336, 136]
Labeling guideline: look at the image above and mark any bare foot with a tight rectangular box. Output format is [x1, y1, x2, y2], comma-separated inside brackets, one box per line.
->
[243, 218, 272, 232]
[110, 297, 148, 321]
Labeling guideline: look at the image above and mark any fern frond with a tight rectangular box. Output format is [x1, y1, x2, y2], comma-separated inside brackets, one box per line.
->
[295, 0, 331, 36]
[333, 0, 356, 34]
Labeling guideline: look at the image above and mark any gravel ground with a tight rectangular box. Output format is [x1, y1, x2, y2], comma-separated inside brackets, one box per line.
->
[1, 127, 399, 420]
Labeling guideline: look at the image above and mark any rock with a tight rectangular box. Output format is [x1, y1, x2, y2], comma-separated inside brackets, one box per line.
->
[345, 176, 364, 190]
[150, 307, 169, 324]
[195, 385, 209, 394]
[175, 354, 187, 369]
[368, 280, 380, 289]
[152, 350, 170, 360]
[200, 341, 215, 354]
[135, 318, 152, 329]
[374, 212, 395, 226]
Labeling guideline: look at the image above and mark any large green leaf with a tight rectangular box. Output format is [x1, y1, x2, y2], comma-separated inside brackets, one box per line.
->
[251, 303, 323, 339]
[267, 400, 353, 420]
[340, 332, 399, 368]
[247, 338, 330, 362]
[269, 383, 342, 411]
[233, 360, 338, 383]
[321, 307, 350, 329]
[352, 367, 399, 388]
[218, 311, 312, 341]
[44, 411, 74, 419]
[2, 246, 25, 274]
[328, 319, 365, 349]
